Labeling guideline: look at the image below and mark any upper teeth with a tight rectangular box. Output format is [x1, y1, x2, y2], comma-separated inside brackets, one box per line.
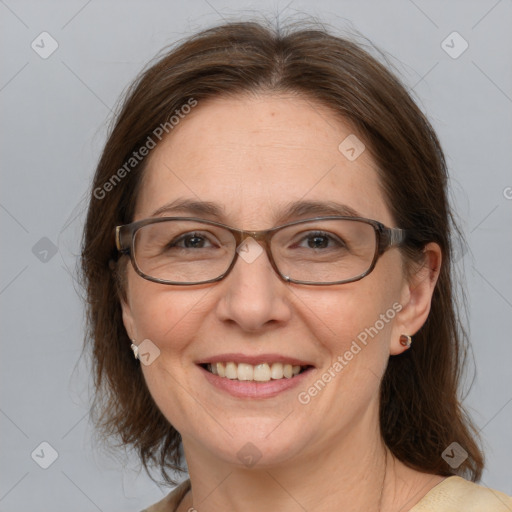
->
[208, 362, 303, 381]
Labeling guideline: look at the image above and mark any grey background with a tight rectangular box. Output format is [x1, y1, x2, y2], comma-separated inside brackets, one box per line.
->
[1, 0, 511, 511]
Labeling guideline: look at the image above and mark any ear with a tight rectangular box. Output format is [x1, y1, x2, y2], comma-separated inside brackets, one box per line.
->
[121, 296, 137, 342]
[390, 242, 442, 355]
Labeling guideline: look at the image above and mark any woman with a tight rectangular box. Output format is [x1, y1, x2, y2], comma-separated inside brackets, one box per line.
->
[81, 20, 512, 511]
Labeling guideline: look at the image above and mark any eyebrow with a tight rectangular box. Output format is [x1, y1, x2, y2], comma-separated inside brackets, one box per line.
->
[150, 198, 224, 219]
[149, 198, 363, 224]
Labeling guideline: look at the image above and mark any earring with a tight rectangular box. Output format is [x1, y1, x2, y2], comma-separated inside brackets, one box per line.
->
[131, 341, 139, 360]
[399, 334, 412, 348]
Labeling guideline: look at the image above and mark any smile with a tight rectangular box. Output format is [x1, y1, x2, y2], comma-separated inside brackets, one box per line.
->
[202, 362, 311, 381]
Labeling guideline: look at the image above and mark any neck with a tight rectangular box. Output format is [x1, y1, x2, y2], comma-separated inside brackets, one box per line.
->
[182, 409, 393, 512]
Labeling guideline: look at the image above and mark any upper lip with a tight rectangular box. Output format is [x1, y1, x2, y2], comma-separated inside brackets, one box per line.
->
[196, 353, 315, 367]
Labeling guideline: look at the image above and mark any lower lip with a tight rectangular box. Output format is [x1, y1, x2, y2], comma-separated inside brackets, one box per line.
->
[199, 365, 314, 399]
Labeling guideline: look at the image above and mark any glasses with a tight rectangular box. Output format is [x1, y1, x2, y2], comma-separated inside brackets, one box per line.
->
[115, 216, 408, 286]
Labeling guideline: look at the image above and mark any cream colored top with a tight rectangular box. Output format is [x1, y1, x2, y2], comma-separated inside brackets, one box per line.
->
[144, 476, 512, 511]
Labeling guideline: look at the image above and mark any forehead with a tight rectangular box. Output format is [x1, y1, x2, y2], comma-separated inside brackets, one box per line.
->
[135, 94, 393, 228]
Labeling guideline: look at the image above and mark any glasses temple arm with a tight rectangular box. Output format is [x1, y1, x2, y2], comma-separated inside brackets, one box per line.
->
[380, 227, 408, 251]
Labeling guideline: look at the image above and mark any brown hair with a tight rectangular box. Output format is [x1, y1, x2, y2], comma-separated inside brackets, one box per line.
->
[80, 19, 484, 484]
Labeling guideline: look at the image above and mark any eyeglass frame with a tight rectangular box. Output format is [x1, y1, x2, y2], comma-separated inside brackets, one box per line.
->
[115, 215, 409, 286]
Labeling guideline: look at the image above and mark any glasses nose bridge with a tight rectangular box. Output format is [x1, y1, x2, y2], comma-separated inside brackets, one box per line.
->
[240, 228, 275, 254]
[230, 227, 280, 275]
[242, 228, 270, 243]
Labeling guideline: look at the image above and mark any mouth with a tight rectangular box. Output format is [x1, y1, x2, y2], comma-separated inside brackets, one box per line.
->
[198, 361, 315, 399]
[196, 354, 316, 398]
[199, 361, 313, 382]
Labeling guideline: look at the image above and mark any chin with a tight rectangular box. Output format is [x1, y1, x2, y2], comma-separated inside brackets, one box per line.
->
[194, 422, 311, 469]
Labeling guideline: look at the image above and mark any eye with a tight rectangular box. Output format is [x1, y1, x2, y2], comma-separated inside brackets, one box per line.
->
[297, 231, 346, 250]
[168, 231, 218, 249]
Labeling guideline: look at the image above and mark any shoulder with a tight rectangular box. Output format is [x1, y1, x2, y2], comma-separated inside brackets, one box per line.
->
[142, 479, 191, 512]
[141, 476, 512, 512]
[411, 476, 512, 511]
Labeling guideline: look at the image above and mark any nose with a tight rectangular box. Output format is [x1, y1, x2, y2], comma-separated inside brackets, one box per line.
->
[215, 238, 292, 332]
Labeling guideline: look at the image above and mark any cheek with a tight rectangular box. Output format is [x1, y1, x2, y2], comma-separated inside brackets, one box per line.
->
[298, 282, 399, 352]
[294, 276, 403, 411]
[124, 259, 203, 338]
[129, 286, 209, 350]
[126, 281, 213, 432]
[289, 288, 400, 433]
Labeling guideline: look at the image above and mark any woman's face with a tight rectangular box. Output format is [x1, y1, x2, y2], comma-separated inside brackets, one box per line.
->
[122, 94, 413, 467]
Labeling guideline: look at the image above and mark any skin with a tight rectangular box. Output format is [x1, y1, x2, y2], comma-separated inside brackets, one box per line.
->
[121, 93, 443, 512]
